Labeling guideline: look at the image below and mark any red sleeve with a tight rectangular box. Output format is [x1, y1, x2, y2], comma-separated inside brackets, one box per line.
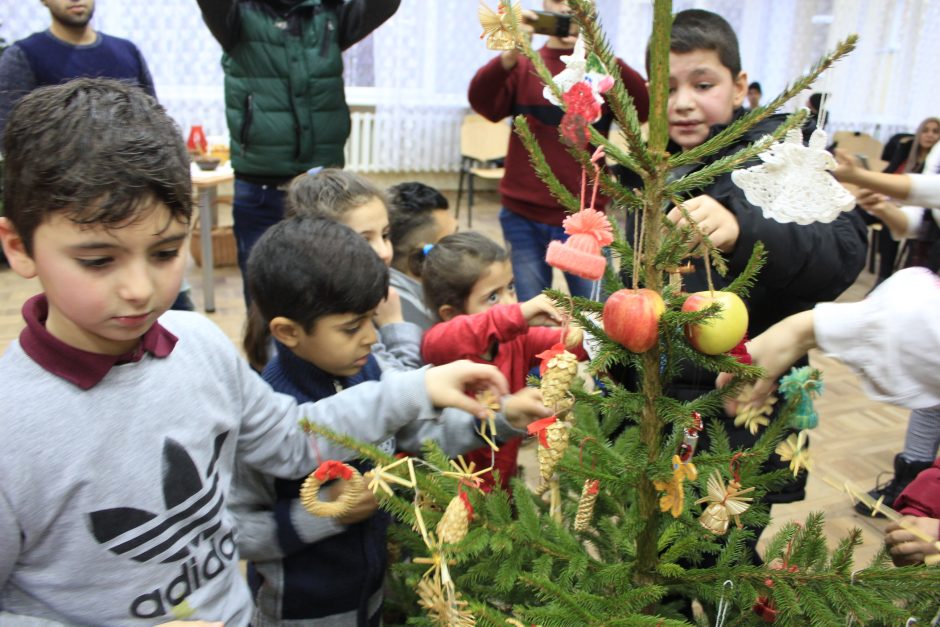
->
[895, 459, 940, 518]
[421, 304, 529, 365]
[468, 55, 518, 122]
[616, 58, 650, 123]
[524, 327, 590, 369]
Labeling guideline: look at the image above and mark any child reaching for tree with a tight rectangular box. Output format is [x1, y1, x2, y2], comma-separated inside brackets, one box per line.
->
[418, 232, 586, 492]
[0, 78, 508, 626]
[232, 216, 550, 626]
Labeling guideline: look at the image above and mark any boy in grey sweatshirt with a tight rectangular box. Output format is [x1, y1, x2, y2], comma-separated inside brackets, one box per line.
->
[0, 78, 506, 626]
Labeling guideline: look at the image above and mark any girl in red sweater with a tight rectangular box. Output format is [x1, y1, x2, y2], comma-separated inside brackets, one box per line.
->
[419, 232, 585, 491]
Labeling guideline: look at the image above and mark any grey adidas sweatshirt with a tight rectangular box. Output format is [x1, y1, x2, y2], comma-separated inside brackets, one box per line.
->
[0, 310, 434, 626]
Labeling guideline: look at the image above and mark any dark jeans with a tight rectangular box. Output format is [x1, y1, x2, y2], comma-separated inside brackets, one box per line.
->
[498, 207, 597, 301]
[233, 179, 287, 306]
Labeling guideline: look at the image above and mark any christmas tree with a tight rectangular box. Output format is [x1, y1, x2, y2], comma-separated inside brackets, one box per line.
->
[302, 1, 940, 623]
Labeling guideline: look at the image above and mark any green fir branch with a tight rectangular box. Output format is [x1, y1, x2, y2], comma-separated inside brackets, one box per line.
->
[664, 111, 806, 197]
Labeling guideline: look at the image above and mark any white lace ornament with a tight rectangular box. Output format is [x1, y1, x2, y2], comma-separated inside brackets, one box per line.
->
[542, 35, 613, 113]
[731, 128, 856, 225]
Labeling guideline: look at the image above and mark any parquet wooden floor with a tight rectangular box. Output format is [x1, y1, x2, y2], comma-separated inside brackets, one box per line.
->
[0, 190, 903, 566]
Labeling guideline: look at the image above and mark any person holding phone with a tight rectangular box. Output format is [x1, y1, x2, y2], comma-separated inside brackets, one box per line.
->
[467, 0, 650, 302]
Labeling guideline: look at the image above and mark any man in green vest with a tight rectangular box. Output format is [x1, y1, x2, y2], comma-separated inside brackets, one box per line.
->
[196, 0, 400, 305]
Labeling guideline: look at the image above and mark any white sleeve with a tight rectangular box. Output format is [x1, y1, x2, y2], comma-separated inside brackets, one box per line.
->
[896, 205, 925, 239]
[813, 267, 940, 409]
[907, 174, 940, 208]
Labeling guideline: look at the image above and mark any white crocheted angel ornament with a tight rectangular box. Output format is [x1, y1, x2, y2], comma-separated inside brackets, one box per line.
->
[731, 128, 855, 225]
[542, 35, 613, 112]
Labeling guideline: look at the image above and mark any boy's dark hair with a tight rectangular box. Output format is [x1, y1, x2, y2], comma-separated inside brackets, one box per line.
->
[417, 231, 508, 319]
[648, 9, 741, 78]
[748, 81, 762, 93]
[285, 168, 389, 220]
[808, 92, 825, 112]
[387, 181, 449, 272]
[3, 78, 191, 255]
[243, 215, 389, 371]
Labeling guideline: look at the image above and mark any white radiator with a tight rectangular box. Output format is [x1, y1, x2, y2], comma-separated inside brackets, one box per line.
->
[345, 111, 377, 173]
[344, 109, 463, 173]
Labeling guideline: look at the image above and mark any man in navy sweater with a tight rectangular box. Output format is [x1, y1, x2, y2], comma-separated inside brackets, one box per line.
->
[0, 0, 155, 143]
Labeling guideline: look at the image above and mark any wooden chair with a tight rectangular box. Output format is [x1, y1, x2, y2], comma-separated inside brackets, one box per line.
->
[455, 114, 511, 227]
[832, 131, 884, 165]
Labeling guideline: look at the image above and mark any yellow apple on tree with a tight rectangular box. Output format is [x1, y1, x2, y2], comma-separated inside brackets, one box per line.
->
[682, 291, 748, 355]
[603, 288, 665, 353]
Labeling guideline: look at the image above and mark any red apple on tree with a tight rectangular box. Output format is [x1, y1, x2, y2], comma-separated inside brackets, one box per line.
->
[603, 288, 665, 353]
[682, 291, 748, 355]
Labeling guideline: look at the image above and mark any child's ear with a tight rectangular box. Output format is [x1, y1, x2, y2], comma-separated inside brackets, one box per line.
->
[438, 304, 459, 322]
[269, 316, 303, 347]
[0, 217, 37, 279]
[732, 70, 749, 109]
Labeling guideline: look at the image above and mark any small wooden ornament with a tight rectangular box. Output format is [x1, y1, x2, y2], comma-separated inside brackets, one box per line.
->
[654, 455, 699, 518]
[299, 461, 365, 518]
[574, 479, 600, 531]
[696, 470, 755, 535]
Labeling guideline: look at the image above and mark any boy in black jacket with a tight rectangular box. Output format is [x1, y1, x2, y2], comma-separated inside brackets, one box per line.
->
[632, 9, 866, 506]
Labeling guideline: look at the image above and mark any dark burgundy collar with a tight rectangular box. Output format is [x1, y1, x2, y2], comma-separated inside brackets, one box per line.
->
[18, 293, 178, 390]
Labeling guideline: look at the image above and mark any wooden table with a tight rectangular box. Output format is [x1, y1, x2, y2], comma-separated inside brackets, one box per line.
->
[191, 165, 234, 313]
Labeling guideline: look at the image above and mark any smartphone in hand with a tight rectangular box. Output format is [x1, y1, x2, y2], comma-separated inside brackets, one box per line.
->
[854, 153, 871, 170]
[525, 11, 576, 37]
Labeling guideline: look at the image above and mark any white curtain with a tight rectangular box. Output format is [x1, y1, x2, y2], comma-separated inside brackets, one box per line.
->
[2, 0, 937, 170]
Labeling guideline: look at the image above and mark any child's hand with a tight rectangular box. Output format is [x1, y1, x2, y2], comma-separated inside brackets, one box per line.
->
[667, 195, 740, 254]
[425, 360, 510, 419]
[855, 188, 893, 217]
[322, 480, 379, 525]
[520, 294, 563, 327]
[374, 287, 404, 327]
[716, 310, 816, 416]
[503, 387, 553, 429]
[885, 516, 940, 566]
[831, 148, 864, 183]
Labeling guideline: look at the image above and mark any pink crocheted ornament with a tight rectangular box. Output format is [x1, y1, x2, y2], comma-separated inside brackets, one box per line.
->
[545, 208, 613, 280]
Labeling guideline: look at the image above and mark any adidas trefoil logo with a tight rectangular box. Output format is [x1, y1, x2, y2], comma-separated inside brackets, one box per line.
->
[87, 432, 237, 619]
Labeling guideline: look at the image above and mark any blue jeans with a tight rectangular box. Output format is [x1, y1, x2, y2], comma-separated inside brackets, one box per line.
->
[233, 179, 287, 305]
[499, 207, 597, 301]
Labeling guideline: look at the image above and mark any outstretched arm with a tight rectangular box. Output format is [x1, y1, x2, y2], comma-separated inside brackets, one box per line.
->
[195, 0, 240, 51]
[337, 0, 401, 50]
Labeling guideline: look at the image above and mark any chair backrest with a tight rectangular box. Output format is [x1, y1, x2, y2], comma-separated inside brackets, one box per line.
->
[832, 130, 884, 163]
[460, 113, 511, 162]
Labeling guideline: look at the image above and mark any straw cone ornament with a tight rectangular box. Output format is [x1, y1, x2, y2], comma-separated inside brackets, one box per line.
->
[437, 494, 473, 545]
[540, 347, 578, 409]
[574, 479, 600, 531]
[300, 461, 365, 518]
[538, 420, 569, 481]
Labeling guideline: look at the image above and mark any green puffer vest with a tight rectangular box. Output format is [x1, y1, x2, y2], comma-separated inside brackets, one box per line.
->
[223, 0, 349, 178]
